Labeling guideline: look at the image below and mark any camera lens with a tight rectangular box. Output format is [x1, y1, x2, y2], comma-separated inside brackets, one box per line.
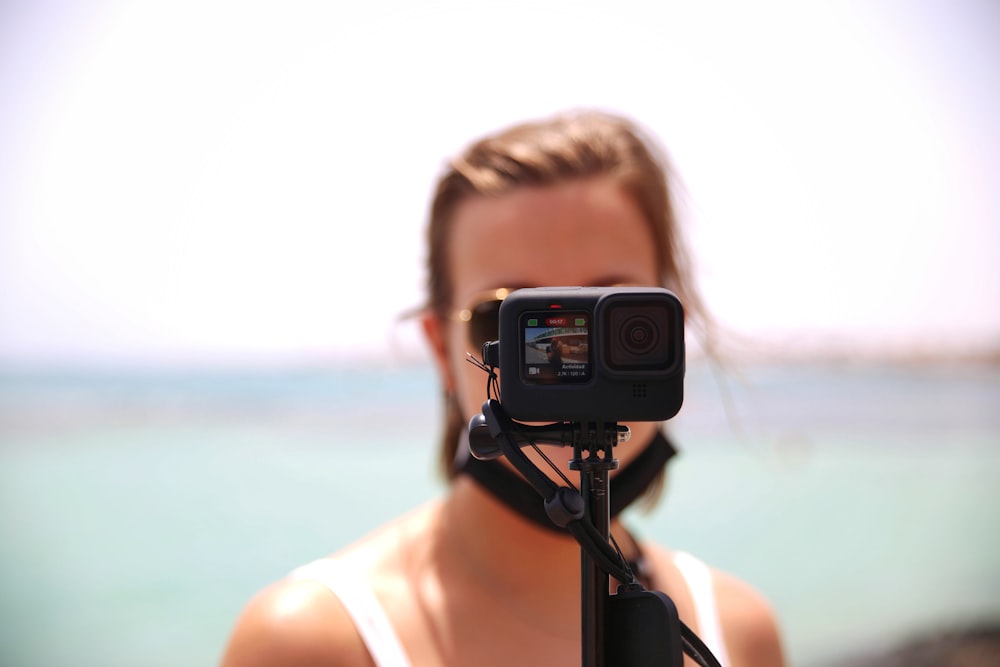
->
[606, 301, 677, 371]
[620, 316, 658, 355]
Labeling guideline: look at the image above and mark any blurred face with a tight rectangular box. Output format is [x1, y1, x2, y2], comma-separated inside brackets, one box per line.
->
[424, 177, 663, 472]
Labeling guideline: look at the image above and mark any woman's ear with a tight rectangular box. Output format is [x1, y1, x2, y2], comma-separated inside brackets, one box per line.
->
[421, 311, 455, 394]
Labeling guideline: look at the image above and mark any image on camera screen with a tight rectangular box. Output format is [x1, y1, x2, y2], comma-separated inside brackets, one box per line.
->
[521, 311, 591, 384]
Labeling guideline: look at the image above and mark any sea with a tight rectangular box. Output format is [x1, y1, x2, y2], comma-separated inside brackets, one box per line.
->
[1, 360, 998, 667]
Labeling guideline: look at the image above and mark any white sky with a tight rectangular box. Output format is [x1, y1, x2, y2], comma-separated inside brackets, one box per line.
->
[1, 1, 998, 367]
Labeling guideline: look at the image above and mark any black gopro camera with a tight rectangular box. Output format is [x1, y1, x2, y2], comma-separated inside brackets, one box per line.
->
[489, 286, 685, 422]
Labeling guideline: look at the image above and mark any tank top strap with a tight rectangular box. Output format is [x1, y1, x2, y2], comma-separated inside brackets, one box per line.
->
[672, 551, 733, 667]
[289, 559, 413, 667]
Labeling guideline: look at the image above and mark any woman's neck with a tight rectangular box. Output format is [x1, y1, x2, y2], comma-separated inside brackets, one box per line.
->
[433, 476, 635, 633]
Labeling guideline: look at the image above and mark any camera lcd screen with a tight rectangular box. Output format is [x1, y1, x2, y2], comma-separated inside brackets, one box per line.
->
[520, 311, 591, 384]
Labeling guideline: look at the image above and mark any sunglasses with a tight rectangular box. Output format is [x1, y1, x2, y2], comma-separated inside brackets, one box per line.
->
[452, 287, 514, 351]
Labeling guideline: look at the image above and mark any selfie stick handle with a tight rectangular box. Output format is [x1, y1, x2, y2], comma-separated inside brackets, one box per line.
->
[574, 424, 618, 667]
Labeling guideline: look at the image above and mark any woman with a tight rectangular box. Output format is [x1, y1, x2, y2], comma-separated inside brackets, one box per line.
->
[221, 110, 785, 666]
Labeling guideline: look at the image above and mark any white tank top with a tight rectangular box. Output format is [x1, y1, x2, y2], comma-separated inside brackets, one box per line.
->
[290, 550, 731, 666]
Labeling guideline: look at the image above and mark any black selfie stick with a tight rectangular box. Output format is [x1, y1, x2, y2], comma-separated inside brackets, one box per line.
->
[474, 400, 691, 667]
[472, 400, 720, 667]
[474, 400, 617, 666]
[571, 420, 616, 667]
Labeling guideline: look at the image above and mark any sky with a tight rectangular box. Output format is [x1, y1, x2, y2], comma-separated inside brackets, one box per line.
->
[1, 0, 998, 368]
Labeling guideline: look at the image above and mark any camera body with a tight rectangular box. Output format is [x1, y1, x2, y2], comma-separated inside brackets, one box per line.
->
[491, 286, 685, 423]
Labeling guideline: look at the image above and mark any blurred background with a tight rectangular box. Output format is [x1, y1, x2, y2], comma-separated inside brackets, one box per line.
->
[1, 1, 998, 665]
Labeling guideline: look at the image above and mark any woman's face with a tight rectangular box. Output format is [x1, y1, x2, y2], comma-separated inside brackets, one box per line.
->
[426, 177, 663, 469]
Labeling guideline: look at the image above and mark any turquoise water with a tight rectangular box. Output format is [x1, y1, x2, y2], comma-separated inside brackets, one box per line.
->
[1, 362, 998, 666]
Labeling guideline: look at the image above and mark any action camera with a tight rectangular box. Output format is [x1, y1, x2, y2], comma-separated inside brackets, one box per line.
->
[486, 286, 685, 422]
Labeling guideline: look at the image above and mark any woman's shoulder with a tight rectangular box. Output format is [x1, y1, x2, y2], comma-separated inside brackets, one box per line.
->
[641, 542, 786, 667]
[707, 566, 785, 666]
[219, 575, 370, 667]
[220, 501, 443, 667]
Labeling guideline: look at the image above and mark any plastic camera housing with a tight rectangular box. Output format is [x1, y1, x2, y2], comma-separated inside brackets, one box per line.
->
[493, 286, 684, 422]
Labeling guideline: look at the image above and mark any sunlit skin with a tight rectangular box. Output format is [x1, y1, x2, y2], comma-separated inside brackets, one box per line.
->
[220, 178, 785, 667]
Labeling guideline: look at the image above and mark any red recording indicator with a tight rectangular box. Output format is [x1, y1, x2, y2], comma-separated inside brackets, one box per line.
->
[546, 316, 569, 326]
